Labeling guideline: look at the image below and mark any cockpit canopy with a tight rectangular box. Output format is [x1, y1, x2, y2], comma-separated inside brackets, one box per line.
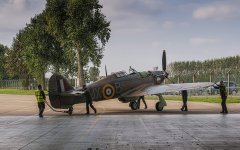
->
[114, 71, 127, 78]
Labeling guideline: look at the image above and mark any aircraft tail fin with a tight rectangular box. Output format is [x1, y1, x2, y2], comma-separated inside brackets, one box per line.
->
[49, 74, 74, 93]
[48, 74, 74, 108]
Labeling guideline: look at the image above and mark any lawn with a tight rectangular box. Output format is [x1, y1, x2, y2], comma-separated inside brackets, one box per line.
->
[146, 95, 240, 103]
[0, 89, 48, 95]
[0, 89, 239, 103]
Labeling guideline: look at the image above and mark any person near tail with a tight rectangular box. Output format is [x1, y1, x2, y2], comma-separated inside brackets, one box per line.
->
[35, 84, 46, 117]
[82, 85, 97, 114]
[213, 81, 228, 114]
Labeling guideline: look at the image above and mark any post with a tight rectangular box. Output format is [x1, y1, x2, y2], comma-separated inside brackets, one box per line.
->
[192, 71, 197, 83]
[177, 75, 180, 84]
[227, 69, 231, 95]
[209, 70, 213, 95]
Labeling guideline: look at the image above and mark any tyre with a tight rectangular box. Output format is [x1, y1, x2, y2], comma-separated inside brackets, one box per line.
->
[155, 102, 164, 111]
[130, 101, 138, 110]
[68, 107, 73, 116]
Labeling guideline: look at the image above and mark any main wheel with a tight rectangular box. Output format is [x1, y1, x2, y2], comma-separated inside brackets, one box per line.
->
[129, 101, 139, 110]
[155, 102, 164, 111]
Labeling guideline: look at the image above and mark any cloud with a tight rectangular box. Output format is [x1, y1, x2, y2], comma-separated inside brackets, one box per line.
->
[162, 21, 189, 29]
[100, 0, 164, 17]
[99, 0, 164, 32]
[0, 0, 45, 28]
[0, 0, 45, 46]
[189, 38, 218, 46]
[193, 4, 240, 20]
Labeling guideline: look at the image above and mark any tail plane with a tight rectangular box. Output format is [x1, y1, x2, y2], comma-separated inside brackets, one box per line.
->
[48, 74, 76, 108]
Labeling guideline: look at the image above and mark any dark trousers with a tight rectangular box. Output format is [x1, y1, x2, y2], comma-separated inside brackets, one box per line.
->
[181, 96, 188, 111]
[86, 100, 96, 114]
[137, 96, 147, 109]
[221, 97, 228, 113]
[38, 102, 45, 116]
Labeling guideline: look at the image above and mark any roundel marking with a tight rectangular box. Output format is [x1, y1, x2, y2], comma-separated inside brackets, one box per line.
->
[102, 84, 115, 99]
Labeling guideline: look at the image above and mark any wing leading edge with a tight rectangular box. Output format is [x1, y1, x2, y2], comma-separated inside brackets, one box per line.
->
[123, 82, 214, 97]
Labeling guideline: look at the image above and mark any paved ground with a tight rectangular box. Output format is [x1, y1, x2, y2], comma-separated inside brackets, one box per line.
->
[1, 95, 240, 150]
[0, 94, 240, 116]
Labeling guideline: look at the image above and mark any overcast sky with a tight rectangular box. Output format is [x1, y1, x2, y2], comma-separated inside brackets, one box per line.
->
[0, 0, 239, 76]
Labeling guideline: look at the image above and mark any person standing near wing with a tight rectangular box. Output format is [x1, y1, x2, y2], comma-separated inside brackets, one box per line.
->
[213, 81, 228, 114]
[181, 90, 188, 111]
[137, 96, 147, 109]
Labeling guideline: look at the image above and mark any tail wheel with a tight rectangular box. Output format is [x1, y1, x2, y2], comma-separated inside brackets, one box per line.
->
[155, 102, 164, 111]
[129, 101, 139, 110]
[68, 106, 73, 116]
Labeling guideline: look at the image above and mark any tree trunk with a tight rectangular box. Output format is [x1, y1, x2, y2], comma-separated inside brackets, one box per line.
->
[76, 47, 85, 87]
[42, 71, 46, 90]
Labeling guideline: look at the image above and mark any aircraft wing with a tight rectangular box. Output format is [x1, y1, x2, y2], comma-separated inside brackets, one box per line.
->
[122, 82, 214, 97]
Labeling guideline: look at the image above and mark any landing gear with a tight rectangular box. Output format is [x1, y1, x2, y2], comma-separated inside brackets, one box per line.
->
[155, 102, 164, 111]
[67, 106, 73, 116]
[155, 94, 167, 111]
[129, 101, 139, 110]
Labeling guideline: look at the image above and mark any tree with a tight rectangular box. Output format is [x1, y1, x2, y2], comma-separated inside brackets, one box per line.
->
[45, 0, 111, 87]
[89, 66, 100, 82]
[5, 12, 69, 89]
[4, 31, 33, 89]
[0, 44, 8, 79]
[167, 55, 240, 84]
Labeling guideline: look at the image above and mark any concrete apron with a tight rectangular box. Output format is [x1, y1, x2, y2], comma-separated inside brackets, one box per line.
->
[1, 114, 240, 150]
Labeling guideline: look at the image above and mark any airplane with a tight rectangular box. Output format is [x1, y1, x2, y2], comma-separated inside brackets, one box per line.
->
[48, 50, 213, 115]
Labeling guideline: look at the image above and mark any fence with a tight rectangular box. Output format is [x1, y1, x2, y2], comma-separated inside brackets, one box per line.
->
[0, 80, 23, 89]
[0, 79, 77, 90]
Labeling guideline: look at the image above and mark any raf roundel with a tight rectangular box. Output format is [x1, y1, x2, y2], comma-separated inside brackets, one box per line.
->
[102, 84, 115, 99]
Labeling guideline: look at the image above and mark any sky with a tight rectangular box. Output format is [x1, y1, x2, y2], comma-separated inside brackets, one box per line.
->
[0, 0, 239, 76]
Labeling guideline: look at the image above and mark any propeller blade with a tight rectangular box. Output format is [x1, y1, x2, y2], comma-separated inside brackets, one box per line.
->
[162, 50, 166, 71]
[105, 65, 108, 77]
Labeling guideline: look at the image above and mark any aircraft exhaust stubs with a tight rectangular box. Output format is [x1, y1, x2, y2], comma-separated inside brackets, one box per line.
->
[102, 84, 115, 99]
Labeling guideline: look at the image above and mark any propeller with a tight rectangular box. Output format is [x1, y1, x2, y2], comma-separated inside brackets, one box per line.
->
[105, 65, 108, 77]
[162, 50, 166, 72]
[161, 50, 176, 83]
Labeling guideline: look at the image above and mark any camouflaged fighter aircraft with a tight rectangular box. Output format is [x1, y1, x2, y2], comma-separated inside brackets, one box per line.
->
[48, 50, 213, 115]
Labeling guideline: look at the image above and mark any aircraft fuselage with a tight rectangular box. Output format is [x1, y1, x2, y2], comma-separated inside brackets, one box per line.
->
[87, 71, 166, 102]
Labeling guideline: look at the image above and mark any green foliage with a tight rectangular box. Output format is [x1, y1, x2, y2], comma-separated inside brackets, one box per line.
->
[45, 0, 111, 86]
[0, 89, 48, 95]
[89, 66, 100, 81]
[5, 30, 34, 89]
[4, 0, 111, 88]
[0, 44, 9, 79]
[167, 56, 240, 84]
[5, 12, 69, 89]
